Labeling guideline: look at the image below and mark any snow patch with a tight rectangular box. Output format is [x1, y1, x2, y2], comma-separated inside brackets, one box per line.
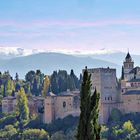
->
[0, 47, 121, 58]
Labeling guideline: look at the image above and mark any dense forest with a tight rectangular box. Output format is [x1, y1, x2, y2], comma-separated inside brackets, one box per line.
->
[0, 69, 81, 98]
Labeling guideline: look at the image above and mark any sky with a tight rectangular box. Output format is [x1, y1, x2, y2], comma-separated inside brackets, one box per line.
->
[0, 0, 140, 54]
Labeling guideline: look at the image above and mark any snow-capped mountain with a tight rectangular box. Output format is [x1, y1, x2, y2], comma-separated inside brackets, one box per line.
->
[0, 47, 138, 79]
[0, 47, 45, 59]
[0, 47, 121, 59]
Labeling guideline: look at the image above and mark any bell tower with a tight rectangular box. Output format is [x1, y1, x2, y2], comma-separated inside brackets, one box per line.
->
[123, 52, 134, 80]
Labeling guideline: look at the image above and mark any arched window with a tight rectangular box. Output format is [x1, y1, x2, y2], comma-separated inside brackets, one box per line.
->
[63, 101, 66, 108]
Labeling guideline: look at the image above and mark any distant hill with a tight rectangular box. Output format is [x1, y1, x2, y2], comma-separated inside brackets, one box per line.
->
[0, 52, 119, 78]
[1, 47, 140, 79]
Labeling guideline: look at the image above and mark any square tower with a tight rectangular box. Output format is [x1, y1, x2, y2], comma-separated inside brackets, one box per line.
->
[87, 67, 119, 124]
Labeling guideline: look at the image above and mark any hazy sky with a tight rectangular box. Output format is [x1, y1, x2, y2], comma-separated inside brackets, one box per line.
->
[0, 0, 140, 54]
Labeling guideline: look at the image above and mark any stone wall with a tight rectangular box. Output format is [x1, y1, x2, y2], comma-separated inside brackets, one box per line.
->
[122, 94, 140, 113]
[43, 94, 80, 124]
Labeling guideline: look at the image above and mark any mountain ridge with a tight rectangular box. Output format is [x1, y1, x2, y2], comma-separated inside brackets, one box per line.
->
[0, 47, 139, 79]
[0, 52, 120, 78]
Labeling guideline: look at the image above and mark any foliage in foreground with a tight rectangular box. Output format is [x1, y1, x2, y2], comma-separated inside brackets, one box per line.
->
[0, 112, 79, 140]
[101, 111, 140, 140]
[0, 125, 49, 140]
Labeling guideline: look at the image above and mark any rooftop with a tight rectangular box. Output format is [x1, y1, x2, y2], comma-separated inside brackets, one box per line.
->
[129, 78, 140, 82]
[129, 67, 140, 74]
[46, 92, 56, 96]
[125, 52, 131, 59]
[3, 96, 16, 100]
[123, 90, 140, 95]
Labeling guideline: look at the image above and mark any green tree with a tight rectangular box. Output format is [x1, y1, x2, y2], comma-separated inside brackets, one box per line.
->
[4, 79, 15, 96]
[67, 75, 76, 91]
[123, 120, 134, 131]
[51, 71, 59, 94]
[16, 88, 29, 123]
[108, 108, 122, 122]
[0, 125, 17, 139]
[51, 131, 67, 140]
[78, 74, 83, 90]
[32, 78, 39, 96]
[77, 67, 101, 140]
[0, 85, 4, 96]
[58, 70, 68, 93]
[25, 70, 44, 96]
[70, 69, 79, 89]
[121, 66, 124, 80]
[25, 70, 36, 83]
[21, 129, 50, 140]
[42, 75, 50, 97]
[15, 72, 19, 82]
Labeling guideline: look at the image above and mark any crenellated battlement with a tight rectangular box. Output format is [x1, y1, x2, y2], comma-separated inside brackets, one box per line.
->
[87, 68, 116, 75]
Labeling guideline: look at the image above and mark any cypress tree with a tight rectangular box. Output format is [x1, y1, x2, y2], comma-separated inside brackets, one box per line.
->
[17, 88, 29, 122]
[15, 73, 19, 82]
[70, 69, 78, 89]
[77, 67, 101, 140]
[51, 71, 59, 94]
[67, 75, 76, 91]
[121, 66, 124, 80]
[42, 75, 50, 97]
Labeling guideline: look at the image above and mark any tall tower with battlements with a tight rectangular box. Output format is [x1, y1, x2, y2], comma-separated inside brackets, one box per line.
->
[87, 67, 120, 124]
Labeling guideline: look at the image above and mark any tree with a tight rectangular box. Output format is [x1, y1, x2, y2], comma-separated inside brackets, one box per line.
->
[25, 70, 35, 83]
[78, 74, 83, 90]
[4, 79, 15, 96]
[108, 108, 122, 122]
[51, 71, 59, 94]
[32, 78, 39, 96]
[121, 66, 124, 80]
[77, 67, 101, 140]
[25, 70, 45, 96]
[51, 131, 67, 140]
[67, 75, 76, 91]
[0, 85, 4, 96]
[21, 129, 50, 140]
[123, 120, 134, 132]
[24, 82, 31, 94]
[42, 75, 50, 97]
[70, 69, 79, 89]
[15, 73, 19, 82]
[16, 88, 29, 123]
[0, 125, 17, 139]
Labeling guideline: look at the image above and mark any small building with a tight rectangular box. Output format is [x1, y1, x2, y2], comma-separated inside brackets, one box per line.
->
[2, 96, 16, 113]
[2, 95, 44, 117]
[122, 90, 140, 113]
[43, 91, 80, 124]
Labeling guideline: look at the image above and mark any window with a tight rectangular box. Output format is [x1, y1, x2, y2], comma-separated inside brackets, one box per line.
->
[63, 101, 66, 108]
